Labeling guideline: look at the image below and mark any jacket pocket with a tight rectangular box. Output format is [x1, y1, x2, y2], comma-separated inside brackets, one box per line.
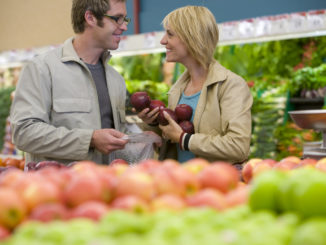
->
[53, 98, 91, 113]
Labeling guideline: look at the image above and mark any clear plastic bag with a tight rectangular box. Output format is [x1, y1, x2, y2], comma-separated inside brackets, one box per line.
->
[114, 132, 162, 164]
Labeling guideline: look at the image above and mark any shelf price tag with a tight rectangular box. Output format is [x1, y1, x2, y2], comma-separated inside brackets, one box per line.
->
[219, 21, 239, 41]
[255, 17, 272, 37]
[238, 19, 255, 38]
[289, 12, 308, 33]
[270, 15, 289, 35]
[307, 10, 326, 30]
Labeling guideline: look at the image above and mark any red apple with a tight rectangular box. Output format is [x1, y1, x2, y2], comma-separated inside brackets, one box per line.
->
[130, 92, 151, 112]
[35, 161, 65, 170]
[0, 187, 27, 229]
[151, 194, 186, 211]
[110, 158, 129, 165]
[135, 159, 162, 172]
[251, 160, 275, 178]
[165, 164, 200, 196]
[63, 174, 104, 207]
[198, 162, 240, 193]
[111, 195, 149, 213]
[25, 162, 38, 171]
[315, 158, 326, 172]
[29, 203, 68, 222]
[296, 158, 318, 169]
[157, 108, 178, 126]
[175, 104, 193, 121]
[273, 161, 297, 171]
[179, 120, 194, 134]
[70, 201, 110, 221]
[14, 174, 62, 211]
[225, 185, 249, 207]
[0, 225, 10, 240]
[241, 158, 263, 183]
[0, 168, 25, 187]
[149, 100, 165, 111]
[114, 169, 156, 201]
[151, 167, 184, 196]
[182, 158, 210, 174]
[280, 156, 301, 164]
[186, 188, 227, 211]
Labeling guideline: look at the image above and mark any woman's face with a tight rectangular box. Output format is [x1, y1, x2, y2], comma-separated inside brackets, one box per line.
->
[160, 26, 189, 64]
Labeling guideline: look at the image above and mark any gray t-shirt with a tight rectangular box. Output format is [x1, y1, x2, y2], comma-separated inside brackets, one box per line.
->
[86, 61, 114, 129]
[86, 60, 114, 164]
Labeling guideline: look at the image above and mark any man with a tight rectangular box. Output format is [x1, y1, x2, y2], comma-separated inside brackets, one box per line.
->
[10, 0, 132, 165]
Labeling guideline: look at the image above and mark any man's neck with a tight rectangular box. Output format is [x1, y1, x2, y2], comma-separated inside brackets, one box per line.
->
[73, 34, 103, 65]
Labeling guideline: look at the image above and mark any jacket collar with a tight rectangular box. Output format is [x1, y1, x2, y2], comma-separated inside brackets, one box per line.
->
[171, 60, 228, 93]
[61, 37, 112, 64]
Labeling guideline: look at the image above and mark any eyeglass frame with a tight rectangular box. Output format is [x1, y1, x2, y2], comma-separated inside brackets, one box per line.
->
[103, 14, 131, 25]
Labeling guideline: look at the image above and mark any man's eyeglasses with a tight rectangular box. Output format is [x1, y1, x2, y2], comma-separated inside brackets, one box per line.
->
[103, 14, 131, 25]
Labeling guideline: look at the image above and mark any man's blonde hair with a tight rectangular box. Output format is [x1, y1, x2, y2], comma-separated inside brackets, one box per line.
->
[162, 6, 219, 69]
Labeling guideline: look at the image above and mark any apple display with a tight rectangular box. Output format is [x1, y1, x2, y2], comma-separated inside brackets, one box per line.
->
[225, 185, 249, 208]
[130, 91, 151, 112]
[150, 194, 186, 211]
[186, 188, 227, 211]
[198, 162, 240, 193]
[110, 195, 149, 213]
[280, 156, 301, 164]
[0, 225, 10, 240]
[175, 104, 193, 121]
[110, 158, 129, 166]
[0, 187, 27, 229]
[114, 170, 156, 201]
[241, 158, 263, 183]
[35, 161, 65, 170]
[63, 174, 104, 207]
[29, 203, 68, 222]
[182, 158, 210, 174]
[70, 201, 109, 221]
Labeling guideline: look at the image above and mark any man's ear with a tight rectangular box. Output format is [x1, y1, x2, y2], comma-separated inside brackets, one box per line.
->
[85, 10, 97, 26]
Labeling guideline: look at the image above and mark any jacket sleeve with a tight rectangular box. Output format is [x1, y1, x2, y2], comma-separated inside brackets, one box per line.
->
[10, 60, 93, 160]
[189, 76, 253, 163]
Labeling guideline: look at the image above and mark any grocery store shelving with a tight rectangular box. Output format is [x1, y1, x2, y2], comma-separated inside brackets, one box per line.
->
[0, 9, 325, 67]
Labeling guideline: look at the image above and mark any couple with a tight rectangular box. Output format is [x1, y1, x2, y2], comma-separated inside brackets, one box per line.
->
[10, 0, 252, 165]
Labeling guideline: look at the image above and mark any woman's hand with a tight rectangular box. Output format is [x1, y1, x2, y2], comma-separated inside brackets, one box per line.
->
[159, 111, 183, 143]
[132, 107, 160, 125]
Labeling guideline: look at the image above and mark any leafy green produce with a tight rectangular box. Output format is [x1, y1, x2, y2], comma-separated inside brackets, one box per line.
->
[0, 86, 15, 150]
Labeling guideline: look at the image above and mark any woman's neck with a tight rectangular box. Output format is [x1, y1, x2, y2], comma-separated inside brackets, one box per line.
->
[183, 59, 208, 96]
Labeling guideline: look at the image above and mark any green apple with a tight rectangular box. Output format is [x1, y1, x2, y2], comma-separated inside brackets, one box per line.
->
[249, 170, 286, 212]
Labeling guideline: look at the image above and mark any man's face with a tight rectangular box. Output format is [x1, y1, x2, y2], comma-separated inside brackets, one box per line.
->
[94, 0, 128, 50]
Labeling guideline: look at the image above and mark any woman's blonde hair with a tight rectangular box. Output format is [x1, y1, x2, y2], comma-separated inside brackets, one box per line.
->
[162, 6, 219, 69]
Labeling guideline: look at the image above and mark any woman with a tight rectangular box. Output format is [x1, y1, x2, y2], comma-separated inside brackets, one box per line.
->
[137, 6, 253, 164]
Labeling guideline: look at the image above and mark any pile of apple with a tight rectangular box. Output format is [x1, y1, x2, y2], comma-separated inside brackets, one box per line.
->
[5, 205, 303, 245]
[0, 157, 25, 172]
[249, 167, 326, 219]
[131, 91, 194, 133]
[241, 156, 326, 184]
[0, 158, 248, 240]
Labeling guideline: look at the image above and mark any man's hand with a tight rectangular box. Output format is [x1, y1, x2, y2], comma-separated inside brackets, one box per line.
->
[90, 129, 128, 154]
[159, 111, 183, 143]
